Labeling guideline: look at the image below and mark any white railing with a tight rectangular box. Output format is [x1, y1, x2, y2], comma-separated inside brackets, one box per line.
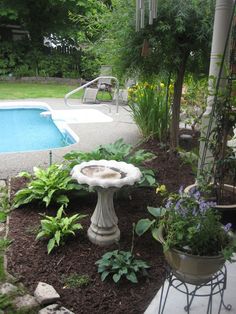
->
[64, 76, 120, 113]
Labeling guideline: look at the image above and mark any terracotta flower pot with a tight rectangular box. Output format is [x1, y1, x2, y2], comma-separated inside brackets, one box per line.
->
[157, 226, 226, 285]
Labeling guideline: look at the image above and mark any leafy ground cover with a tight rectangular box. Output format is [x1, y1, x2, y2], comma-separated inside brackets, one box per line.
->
[0, 82, 111, 101]
[6, 139, 197, 314]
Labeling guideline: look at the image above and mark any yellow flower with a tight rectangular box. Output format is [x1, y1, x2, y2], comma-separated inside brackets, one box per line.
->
[156, 184, 167, 195]
[128, 88, 134, 95]
[160, 82, 165, 88]
[169, 84, 174, 93]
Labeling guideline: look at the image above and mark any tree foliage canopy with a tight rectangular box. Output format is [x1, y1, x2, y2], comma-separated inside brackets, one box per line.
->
[98, 0, 215, 148]
[0, 0, 108, 47]
[99, 0, 215, 79]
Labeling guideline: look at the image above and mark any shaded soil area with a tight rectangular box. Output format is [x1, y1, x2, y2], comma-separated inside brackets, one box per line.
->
[6, 140, 197, 314]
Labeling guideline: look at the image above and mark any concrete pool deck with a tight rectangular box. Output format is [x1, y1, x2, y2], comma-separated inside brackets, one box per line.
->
[0, 98, 141, 179]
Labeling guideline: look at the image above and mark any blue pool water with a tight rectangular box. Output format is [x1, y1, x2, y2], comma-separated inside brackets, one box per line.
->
[0, 108, 75, 153]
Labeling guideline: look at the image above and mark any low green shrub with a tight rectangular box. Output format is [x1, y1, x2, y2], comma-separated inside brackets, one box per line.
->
[36, 205, 87, 254]
[178, 148, 199, 175]
[13, 164, 82, 208]
[96, 250, 150, 283]
[181, 76, 208, 132]
[0, 294, 12, 311]
[61, 273, 90, 288]
[0, 239, 11, 281]
[128, 81, 171, 142]
[96, 224, 150, 283]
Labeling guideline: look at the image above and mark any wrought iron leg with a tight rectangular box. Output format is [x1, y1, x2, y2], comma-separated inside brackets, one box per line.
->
[158, 273, 172, 314]
[217, 268, 232, 313]
[184, 285, 199, 313]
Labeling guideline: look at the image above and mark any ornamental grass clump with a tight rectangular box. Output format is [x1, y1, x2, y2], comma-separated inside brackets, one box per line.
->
[136, 187, 236, 260]
[128, 81, 171, 142]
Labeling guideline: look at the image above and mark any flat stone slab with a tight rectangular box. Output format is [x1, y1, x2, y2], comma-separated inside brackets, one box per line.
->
[14, 294, 38, 309]
[0, 282, 18, 295]
[34, 282, 60, 305]
[38, 304, 75, 314]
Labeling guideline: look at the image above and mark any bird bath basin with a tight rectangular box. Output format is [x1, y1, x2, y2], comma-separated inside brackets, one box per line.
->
[71, 160, 142, 246]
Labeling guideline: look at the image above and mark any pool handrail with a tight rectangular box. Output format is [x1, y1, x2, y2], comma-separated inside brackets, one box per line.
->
[64, 76, 120, 113]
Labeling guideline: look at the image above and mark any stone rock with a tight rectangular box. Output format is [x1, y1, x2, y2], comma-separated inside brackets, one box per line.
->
[38, 304, 75, 314]
[34, 282, 60, 305]
[14, 294, 39, 309]
[0, 282, 18, 295]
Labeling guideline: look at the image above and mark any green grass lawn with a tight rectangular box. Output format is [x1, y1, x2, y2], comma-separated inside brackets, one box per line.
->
[0, 82, 112, 101]
[0, 82, 83, 99]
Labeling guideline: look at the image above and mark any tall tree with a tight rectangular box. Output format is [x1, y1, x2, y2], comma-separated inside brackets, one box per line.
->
[0, 0, 107, 48]
[99, 0, 215, 148]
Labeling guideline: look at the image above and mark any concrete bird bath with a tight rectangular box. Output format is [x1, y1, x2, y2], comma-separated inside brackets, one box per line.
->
[71, 160, 142, 246]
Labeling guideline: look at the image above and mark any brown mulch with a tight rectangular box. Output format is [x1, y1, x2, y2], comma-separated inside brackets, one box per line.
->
[6, 139, 196, 314]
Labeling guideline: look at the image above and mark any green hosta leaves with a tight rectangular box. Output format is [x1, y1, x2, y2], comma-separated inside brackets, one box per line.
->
[36, 205, 87, 254]
[128, 150, 155, 165]
[14, 163, 80, 208]
[135, 218, 155, 236]
[151, 227, 161, 241]
[96, 250, 149, 284]
[126, 272, 138, 283]
[136, 205, 166, 242]
[138, 169, 156, 187]
[147, 206, 166, 218]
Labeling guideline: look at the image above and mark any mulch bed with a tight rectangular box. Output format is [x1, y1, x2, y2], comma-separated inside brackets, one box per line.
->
[6, 139, 196, 314]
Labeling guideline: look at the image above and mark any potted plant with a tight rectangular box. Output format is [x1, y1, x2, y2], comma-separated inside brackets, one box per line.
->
[136, 186, 236, 285]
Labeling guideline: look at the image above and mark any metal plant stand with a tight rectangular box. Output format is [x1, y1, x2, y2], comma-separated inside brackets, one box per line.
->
[158, 266, 231, 314]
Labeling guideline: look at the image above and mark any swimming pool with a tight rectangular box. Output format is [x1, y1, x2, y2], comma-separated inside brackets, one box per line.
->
[0, 102, 79, 153]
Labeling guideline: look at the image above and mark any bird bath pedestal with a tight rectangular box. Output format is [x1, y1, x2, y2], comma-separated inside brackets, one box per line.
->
[71, 160, 142, 246]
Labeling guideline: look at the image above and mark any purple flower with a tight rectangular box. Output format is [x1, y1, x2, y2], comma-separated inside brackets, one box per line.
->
[189, 186, 198, 196]
[199, 200, 208, 214]
[192, 207, 198, 216]
[165, 199, 173, 209]
[193, 191, 201, 200]
[206, 201, 217, 208]
[175, 200, 181, 211]
[199, 200, 216, 214]
[224, 223, 232, 232]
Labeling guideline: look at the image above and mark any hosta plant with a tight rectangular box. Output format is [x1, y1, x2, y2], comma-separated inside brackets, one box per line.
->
[36, 205, 87, 254]
[96, 224, 150, 283]
[95, 249, 150, 283]
[14, 164, 82, 208]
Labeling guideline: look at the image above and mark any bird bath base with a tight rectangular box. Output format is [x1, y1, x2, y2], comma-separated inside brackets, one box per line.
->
[71, 160, 142, 247]
[87, 187, 120, 246]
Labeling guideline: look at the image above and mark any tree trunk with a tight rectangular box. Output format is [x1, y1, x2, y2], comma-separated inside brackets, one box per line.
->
[170, 52, 189, 150]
